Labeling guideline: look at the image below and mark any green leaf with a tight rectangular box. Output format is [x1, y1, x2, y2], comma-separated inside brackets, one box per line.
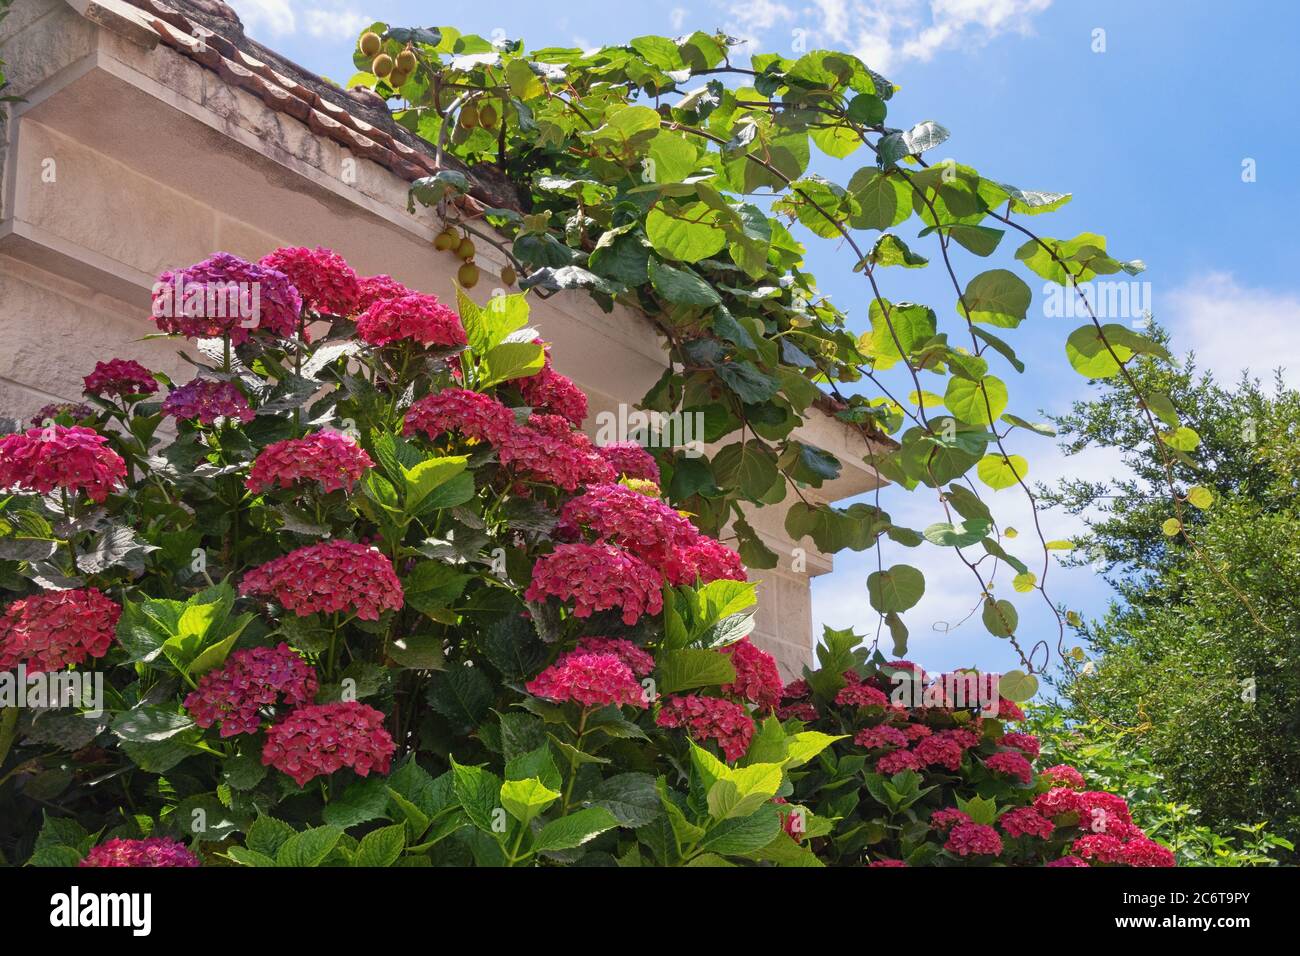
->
[999, 669, 1039, 702]
[867, 234, 927, 268]
[960, 269, 1031, 327]
[400, 456, 469, 512]
[976, 454, 1027, 490]
[1065, 324, 1132, 378]
[480, 342, 546, 387]
[586, 773, 662, 827]
[695, 804, 783, 856]
[1187, 486, 1214, 510]
[275, 826, 343, 867]
[403, 561, 471, 617]
[981, 598, 1018, 637]
[945, 376, 1007, 425]
[646, 202, 727, 262]
[1161, 426, 1201, 451]
[923, 519, 991, 548]
[246, 815, 297, 858]
[648, 257, 721, 306]
[427, 665, 495, 729]
[532, 807, 620, 853]
[450, 758, 503, 834]
[353, 824, 406, 867]
[866, 564, 925, 613]
[498, 777, 559, 824]
[656, 648, 736, 695]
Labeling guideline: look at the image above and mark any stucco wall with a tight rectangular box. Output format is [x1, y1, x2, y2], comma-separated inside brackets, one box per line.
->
[0, 0, 882, 676]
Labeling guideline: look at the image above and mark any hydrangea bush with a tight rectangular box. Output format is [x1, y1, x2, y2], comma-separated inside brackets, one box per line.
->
[0, 247, 1167, 867]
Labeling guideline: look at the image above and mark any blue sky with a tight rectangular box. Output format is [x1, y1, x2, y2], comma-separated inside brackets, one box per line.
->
[229, 0, 1300, 675]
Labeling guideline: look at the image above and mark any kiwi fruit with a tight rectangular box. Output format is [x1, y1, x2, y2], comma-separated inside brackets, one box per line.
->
[458, 262, 480, 288]
[459, 104, 480, 129]
[500, 265, 517, 286]
[455, 237, 476, 260]
[359, 32, 382, 57]
[478, 103, 498, 129]
[370, 53, 393, 78]
[395, 48, 417, 73]
[387, 69, 409, 88]
[434, 229, 458, 251]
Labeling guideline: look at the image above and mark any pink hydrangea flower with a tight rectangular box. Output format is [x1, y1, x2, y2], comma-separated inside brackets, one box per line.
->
[855, 725, 909, 750]
[525, 542, 663, 625]
[520, 366, 588, 426]
[403, 388, 515, 446]
[0, 425, 126, 503]
[1000, 731, 1041, 757]
[153, 253, 301, 342]
[720, 638, 783, 711]
[1077, 791, 1132, 829]
[656, 694, 754, 762]
[355, 273, 412, 311]
[246, 431, 373, 494]
[1040, 764, 1085, 790]
[1122, 838, 1176, 867]
[999, 806, 1055, 839]
[1072, 833, 1127, 864]
[666, 536, 748, 586]
[777, 700, 820, 721]
[564, 637, 655, 677]
[994, 697, 1026, 721]
[876, 749, 922, 774]
[782, 679, 810, 699]
[1045, 855, 1090, 867]
[183, 644, 318, 737]
[945, 821, 1003, 857]
[929, 807, 972, 831]
[500, 415, 617, 491]
[356, 293, 467, 347]
[262, 701, 396, 787]
[986, 750, 1034, 784]
[260, 246, 360, 316]
[240, 540, 404, 621]
[80, 838, 200, 868]
[596, 442, 660, 483]
[162, 380, 255, 425]
[559, 483, 698, 569]
[1034, 787, 1082, 821]
[902, 723, 933, 742]
[835, 682, 889, 709]
[868, 858, 908, 867]
[913, 728, 981, 771]
[0, 587, 120, 674]
[526, 651, 647, 709]
[83, 359, 159, 399]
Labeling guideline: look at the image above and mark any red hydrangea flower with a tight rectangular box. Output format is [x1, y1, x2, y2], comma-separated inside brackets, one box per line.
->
[246, 431, 373, 494]
[777, 700, 819, 721]
[1034, 787, 1082, 821]
[1072, 833, 1127, 864]
[596, 442, 660, 483]
[876, 749, 922, 774]
[356, 293, 467, 347]
[1000, 731, 1041, 757]
[500, 415, 616, 491]
[260, 246, 360, 316]
[0, 426, 126, 503]
[153, 253, 301, 342]
[261, 701, 395, 787]
[1045, 855, 1090, 867]
[929, 807, 972, 831]
[656, 694, 754, 762]
[902, 723, 933, 742]
[986, 750, 1034, 784]
[525, 652, 647, 709]
[564, 637, 655, 677]
[999, 806, 1055, 839]
[993, 697, 1026, 721]
[720, 638, 783, 711]
[0, 587, 120, 674]
[83, 359, 159, 398]
[525, 542, 663, 625]
[240, 540, 404, 621]
[1040, 764, 1085, 790]
[868, 858, 908, 867]
[403, 388, 515, 446]
[520, 364, 588, 426]
[666, 536, 748, 586]
[1122, 837, 1176, 867]
[835, 682, 889, 709]
[945, 822, 1004, 857]
[355, 273, 412, 311]
[30, 402, 95, 426]
[560, 483, 697, 568]
[855, 725, 909, 750]
[783, 679, 810, 699]
[1077, 791, 1133, 833]
[162, 380, 255, 425]
[772, 797, 808, 842]
[183, 643, 318, 737]
[913, 728, 979, 772]
[80, 838, 200, 868]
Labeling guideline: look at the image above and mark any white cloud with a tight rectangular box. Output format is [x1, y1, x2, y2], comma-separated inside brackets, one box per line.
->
[717, 0, 1052, 74]
[231, 1, 370, 41]
[1166, 272, 1300, 387]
